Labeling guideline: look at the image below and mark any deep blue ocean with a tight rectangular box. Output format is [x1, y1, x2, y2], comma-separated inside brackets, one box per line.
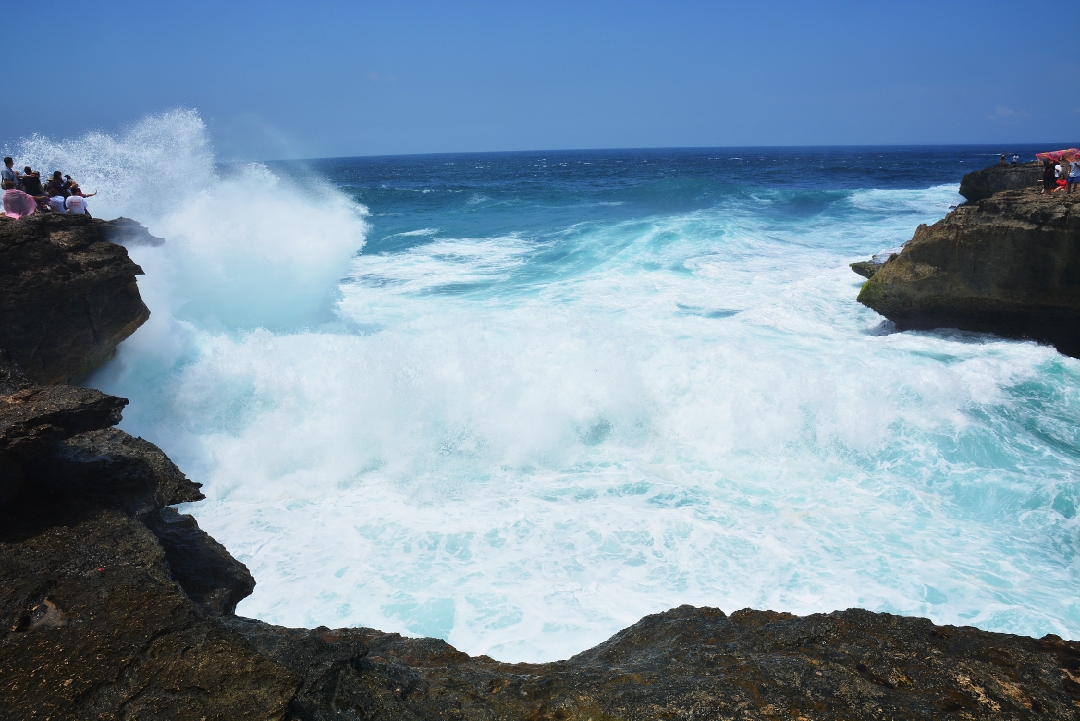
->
[12, 114, 1078, 662]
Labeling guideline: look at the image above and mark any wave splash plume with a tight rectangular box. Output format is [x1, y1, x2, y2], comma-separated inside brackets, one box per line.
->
[10, 114, 1078, 663]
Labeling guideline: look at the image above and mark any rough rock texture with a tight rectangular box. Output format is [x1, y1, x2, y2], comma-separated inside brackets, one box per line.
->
[0, 213, 151, 385]
[959, 162, 1044, 202]
[3, 359, 1080, 719]
[858, 188, 1080, 356]
[850, 259, 885, 278]
[0, 361, 298, 719]
[104, 215, 166, 247]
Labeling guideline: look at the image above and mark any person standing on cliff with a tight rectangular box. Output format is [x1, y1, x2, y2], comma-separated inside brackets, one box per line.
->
[1, 158, 20, 189]
[1042, 160, 1056, 195]
[1068, 160, 1079, 194]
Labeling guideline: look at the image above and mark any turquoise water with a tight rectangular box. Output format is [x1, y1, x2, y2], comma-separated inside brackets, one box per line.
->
[10, 112, 1078, 661]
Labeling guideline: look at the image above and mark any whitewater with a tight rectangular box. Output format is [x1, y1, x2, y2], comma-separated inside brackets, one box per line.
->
[7, 111, 1078, 663]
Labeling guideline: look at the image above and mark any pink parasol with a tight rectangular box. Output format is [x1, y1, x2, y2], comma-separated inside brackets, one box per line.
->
[1035, 148, 1080, 162]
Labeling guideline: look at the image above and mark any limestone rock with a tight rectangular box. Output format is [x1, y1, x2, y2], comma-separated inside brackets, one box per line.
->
[858, 188, 1080, 356]
[0, 213, 151, 384]
[959, 162, 1044, 202]
[850, 259, 885, 278]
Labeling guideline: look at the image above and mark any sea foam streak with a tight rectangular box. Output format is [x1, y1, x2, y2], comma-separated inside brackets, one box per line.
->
[9, 113, 1079, 663]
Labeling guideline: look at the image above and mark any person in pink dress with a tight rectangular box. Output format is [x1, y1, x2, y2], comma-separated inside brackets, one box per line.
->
[2, 180, 37, 219]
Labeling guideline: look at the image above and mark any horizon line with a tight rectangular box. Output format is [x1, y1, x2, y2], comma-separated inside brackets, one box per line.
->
[247, 140, 1080, 166]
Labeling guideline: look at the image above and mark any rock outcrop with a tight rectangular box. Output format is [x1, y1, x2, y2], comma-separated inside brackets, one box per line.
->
[959, 162, 1043, 202]
[0, 213, 153, 385]
[858, 188, 1080, 356]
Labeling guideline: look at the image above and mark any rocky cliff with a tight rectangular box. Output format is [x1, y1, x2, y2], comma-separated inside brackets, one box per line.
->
[0, 214, 155, 385]
[3, 216, 1080, 720]
[858, 187, 1080, 356]
[959, 162, 1044, 202]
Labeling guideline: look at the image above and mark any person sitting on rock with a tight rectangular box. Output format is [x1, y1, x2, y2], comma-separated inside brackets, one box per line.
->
[1054, 163, 1067, 192]
[2, 179, 38, 219]
[65, 191, 91, 217]
[45, 171, 69, 198]
[68, 182, 97, 199]
[18, 167, 50, 207]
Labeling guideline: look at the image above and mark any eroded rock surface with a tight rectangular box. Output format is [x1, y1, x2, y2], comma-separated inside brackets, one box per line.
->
[959, 162, 1044, 202]
[858, 188, 1080, 356]
[0, 213, 151, 384]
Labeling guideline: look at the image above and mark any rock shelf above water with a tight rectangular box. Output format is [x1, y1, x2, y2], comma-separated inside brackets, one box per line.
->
[858, 187, 1080, 357]
[2, 214, 1079, 719]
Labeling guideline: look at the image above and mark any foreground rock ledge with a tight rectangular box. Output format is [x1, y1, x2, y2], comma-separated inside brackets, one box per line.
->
[2, 358, 1079, 719]
[858, 187, 1080, 357]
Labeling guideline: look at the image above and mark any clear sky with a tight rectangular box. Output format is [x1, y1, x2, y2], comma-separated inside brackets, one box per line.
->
[6, 0, 1077, 160]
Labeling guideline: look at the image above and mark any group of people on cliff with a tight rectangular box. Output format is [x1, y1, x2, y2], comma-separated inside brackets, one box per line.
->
[1042, 157, 1078, 195]
[1, 156, 96, 219]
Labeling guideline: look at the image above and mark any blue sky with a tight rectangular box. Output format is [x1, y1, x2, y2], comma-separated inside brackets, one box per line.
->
[8, 1, 1077, 160]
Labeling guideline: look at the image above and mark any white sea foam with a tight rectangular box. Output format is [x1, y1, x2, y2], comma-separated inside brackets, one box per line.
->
[11, 113, 1078, 663]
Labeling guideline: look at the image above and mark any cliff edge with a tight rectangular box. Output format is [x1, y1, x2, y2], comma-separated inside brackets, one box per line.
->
[958, 162, 1044, 202]
[858, 187, 1080, 356]
[0, 214, 155, 385]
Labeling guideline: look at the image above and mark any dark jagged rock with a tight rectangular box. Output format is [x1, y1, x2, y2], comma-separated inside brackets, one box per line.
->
[144, 507, 255, 616]
[0, 510, 298, 720]
[104, 215, 166, 247]
[959, 162, 1044, 202]
[0, 213, 151, 384]
[850, 259, 884, 278]
[0, 352, 128, 506]
[0, 381, 126, 459]
[0, 366, 296, 719]
[858, 188, 1080, 356]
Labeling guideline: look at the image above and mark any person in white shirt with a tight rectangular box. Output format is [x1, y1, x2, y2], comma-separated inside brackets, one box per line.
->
[65, 194, 90, 216]
[1069, 160, 1079, 194]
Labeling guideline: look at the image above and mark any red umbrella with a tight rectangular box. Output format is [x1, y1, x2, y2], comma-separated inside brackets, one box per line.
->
[1035, 148, 1080, 162]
